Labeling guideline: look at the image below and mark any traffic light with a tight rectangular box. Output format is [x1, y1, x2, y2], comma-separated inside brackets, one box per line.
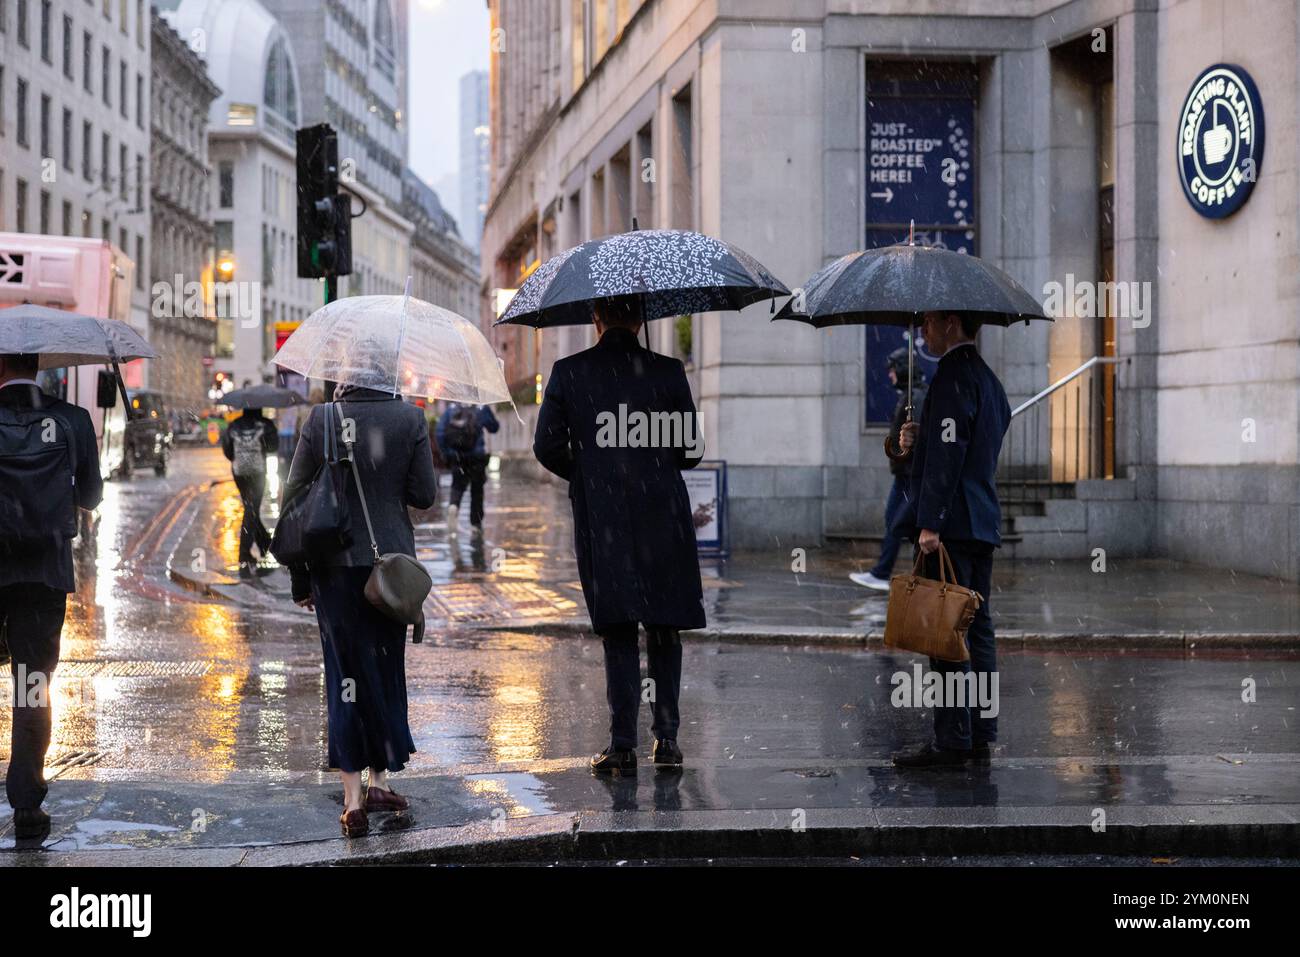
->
[296, 124, 352, 278]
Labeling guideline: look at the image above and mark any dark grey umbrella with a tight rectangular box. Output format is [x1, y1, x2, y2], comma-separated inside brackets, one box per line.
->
[774, 236, 1050, 419]
[0, 303, 156, 415]
[222, 384, 305, 410]
[494, 228, 790, 329]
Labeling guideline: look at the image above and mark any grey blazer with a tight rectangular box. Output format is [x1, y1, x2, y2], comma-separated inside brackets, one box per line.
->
[282, 389, 438, 579]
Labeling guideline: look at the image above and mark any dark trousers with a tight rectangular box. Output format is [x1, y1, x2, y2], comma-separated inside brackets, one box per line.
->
[919, 545, 997, 751]
[870, 477, 909, 579]
[2, 583, 67, 810]
[449, 455, 488, 526]
[599, 622, 682, 750]
[312, 566, 415, 773]
[234, 473, 271, 564]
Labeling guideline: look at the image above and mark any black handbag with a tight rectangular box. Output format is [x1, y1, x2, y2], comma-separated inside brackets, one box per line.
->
[270, 402, 352, 566]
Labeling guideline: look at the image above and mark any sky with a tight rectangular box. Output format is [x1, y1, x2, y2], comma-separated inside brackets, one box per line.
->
[406, 0, 490, 209]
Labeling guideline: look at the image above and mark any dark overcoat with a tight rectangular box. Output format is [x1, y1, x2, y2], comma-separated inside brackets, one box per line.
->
[533, 328, 706, 632]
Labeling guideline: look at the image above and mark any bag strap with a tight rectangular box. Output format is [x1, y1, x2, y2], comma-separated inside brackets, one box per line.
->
[338, 401, 381, 561]
[911, 542, 955, 586]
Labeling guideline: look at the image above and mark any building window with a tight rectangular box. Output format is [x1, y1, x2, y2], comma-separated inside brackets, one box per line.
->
[83, 209, 91, 238]
[136, 72, 143, 129]
[119, 143, 127, 200]
[101, 131, 110, 188]
[263, 38, 298, 123]
[16, 77, 28, 148]
[135, 0, 142, 47]
[39, 93, 49, 158]
[61, 106, 71, 170]
[119, 61, 127, 117]
[61, 14, 72, 78]
[218, 161, 234, 208]
[101, 218, 110, 242]
[39, 189, 49, 233]
[17, 0, 27, 48]
[101, 45, 110, 106]
[119, 227, 128, 262]
[118, 0, 125, 35]
[15, 179, 27, 232]
[61, 199, 72, 236]
[82, 120, 92, 180]
[135, 152, 143, 210]
[135, 235, 143, 289]
[39, 0, 50, 62]
[83, 31, 92, 92]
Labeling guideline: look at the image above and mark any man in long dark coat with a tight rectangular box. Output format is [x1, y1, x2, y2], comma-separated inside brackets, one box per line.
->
[534, 298, 705, 775]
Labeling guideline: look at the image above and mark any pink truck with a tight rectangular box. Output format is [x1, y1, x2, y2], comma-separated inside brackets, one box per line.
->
[0, 232, 143, 478]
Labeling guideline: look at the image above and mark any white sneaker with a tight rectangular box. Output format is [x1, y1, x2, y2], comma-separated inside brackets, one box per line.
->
[849, 571, 891, 591]
[446, 504, 459, 535]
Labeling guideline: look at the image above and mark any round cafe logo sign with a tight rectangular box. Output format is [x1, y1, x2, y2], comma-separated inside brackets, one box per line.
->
[1178, 63, 1265, 219]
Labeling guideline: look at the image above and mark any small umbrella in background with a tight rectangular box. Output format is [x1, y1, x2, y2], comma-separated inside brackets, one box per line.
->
[494, 227, 790, 330]
[774, 225, 1049, 418]
[273, 289, 510, 404]
[0, 303, 155, 413]
[222, 384, 305, 410]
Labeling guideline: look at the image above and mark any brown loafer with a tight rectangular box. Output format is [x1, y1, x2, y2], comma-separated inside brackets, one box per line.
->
[340, 808, 369, 838]
[365, 786, 409, 813]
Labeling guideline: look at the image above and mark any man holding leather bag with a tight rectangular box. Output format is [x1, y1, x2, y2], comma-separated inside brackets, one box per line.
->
[889, 311, 1011, 769]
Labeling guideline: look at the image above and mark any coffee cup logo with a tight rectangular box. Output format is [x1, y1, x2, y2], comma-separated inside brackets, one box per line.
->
[1177, 64, 1265, 219]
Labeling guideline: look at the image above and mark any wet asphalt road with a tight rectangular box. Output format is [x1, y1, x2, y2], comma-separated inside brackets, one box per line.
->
[0, 447, 1298, 852]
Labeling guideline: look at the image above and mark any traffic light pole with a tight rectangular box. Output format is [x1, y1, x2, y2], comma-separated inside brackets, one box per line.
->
[323, 270, 338, 401]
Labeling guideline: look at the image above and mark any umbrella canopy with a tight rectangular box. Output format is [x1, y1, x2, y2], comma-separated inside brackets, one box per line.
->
[0, 303, 156, 368]
[222, 384, 305, 410]
[273, 294, 509, 404]
[773, 244, 1049, 328]
[494, 228, 790, 328]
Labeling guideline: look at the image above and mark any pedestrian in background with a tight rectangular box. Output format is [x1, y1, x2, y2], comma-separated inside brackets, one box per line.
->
[281, 385, 438, 838]
[851, 346, 928, 591]
[533, 298, 705, 775]
[222, 406, 278, 578]
[0, 353, 103, 840]
[892, 311, 1010, 769]
[436, 401, 499, 537]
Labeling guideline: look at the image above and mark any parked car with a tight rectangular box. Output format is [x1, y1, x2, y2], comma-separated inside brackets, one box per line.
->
[123, 390, 173, 477]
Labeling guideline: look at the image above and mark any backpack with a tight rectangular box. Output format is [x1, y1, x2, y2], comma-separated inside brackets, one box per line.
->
[231, 422, 267, 478]
[443, 405, 478, 453]
[0, 406, 78, 552]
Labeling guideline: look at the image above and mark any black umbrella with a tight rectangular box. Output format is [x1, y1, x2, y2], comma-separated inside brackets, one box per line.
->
[774, 230, 1049, 420]
[494, 227, 790, 329]
[222, 384, 304, 410]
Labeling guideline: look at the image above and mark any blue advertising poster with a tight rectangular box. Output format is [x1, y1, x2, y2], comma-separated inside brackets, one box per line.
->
[864, 83, 978, 423]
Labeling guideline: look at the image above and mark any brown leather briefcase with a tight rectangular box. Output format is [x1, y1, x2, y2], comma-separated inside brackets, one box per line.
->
[883, 544, 980, 663]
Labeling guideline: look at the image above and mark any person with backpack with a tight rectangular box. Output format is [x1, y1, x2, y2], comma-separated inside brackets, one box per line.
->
[0, 353, 103, 840]
[435, 401, 499, 536]
[222, 406, 279, 577]
[850, 346, 929, 591]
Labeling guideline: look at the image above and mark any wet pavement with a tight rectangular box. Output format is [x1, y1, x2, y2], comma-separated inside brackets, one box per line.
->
[1, 447, 1297, 861]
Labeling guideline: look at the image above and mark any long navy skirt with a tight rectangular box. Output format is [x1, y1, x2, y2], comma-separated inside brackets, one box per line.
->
[312, 566, 416, 773]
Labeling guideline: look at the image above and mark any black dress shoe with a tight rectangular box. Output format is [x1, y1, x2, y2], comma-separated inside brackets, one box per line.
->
[652, 738, 683, 769]
[590, 746, 637, 776]
[892, 743, 970, 769]
[13, 807, 50, 840]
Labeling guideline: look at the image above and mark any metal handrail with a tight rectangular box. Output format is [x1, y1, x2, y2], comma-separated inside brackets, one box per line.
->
[1011, 355, 1123, 418]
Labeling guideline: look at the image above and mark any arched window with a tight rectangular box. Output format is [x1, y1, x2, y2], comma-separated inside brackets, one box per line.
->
[263, 38, 298, 124]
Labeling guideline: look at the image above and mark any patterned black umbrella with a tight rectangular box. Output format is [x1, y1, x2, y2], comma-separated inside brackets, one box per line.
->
[494, 228, 790, 328]
[773, 243, 1049, 328]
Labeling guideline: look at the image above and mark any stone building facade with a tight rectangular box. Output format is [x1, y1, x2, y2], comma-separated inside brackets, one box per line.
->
[482, 0, 1300, 582]
[149, 8, 220, 413]
[403, 169, 479, 320]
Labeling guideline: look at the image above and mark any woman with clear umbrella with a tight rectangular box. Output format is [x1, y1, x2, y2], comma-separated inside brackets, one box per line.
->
[274, 290, 509, 838]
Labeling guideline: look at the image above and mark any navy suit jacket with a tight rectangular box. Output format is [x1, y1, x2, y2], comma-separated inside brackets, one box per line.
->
[894, 343, 1010, 550]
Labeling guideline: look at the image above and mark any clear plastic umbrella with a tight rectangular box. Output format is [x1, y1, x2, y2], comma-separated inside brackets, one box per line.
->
[273, 293, 510, 404]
